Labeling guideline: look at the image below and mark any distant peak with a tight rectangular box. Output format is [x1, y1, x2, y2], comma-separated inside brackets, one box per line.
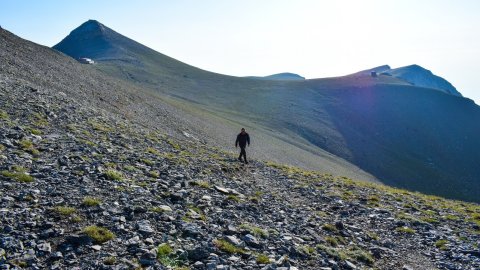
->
[386, 64, 462, 96]
[72, 20, 108, 35]
[245, 72, 305, 81]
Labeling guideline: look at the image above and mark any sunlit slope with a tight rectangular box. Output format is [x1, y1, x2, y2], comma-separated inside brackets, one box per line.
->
[54, 20, 480, 202]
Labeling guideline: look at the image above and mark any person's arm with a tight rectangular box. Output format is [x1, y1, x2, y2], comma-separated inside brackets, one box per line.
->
[235, 134, 239, 147]
[247, 134, 250, 146]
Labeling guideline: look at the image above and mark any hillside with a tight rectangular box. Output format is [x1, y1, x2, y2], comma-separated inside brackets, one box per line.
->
[53, 20, 480, 203]
[1, 26, 480, 270]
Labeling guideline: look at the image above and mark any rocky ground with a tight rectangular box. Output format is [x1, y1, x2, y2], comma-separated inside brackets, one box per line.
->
[1, 66, 480, 270]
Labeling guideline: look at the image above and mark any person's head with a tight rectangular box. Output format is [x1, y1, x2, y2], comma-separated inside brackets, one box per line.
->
[241, 128, 246, 134]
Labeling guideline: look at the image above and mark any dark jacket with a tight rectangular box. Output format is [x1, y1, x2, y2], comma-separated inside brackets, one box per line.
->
[236, 133, 250, 148]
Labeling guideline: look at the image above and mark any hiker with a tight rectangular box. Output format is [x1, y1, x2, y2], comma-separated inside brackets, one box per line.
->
[235, 128, 250, 164]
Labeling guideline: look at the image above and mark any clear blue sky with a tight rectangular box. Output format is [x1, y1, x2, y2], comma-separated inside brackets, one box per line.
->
[2, 0, 480, 103]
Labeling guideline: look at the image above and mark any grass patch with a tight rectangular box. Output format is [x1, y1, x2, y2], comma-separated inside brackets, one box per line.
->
[140, 158, 155, 166]
[27, 127, 42, 135]
[396, 226, 416, 234]
[105, 169, 123, 181]
[239, 223, 269, 238]
[148, 170, 160, 178]
[89, 119, 113, 132]
[83, 225, 115, 243]
[322, 223, 338, 232]
[83, 196, 101, 207]
[103, 256, 116, 265]
[124, 165, 136, 172]
[325, 236, 338, 247]
[0, 110, 9, 120]
[32, 112, 48, 127]
[445, 214, 459, 221]
[54, 206, 76, 216]
[367, 231, 380, 241]
[256, 254, 270, 264]
[435, 239, 449, 250]
[1, 167, 34, 183]
[345, 247, 375, 265]
[316, 244, 347, 261]
[157, 243, 186, 268]
[146, 147, 161, 155]
[421, 216, 439, 224]
[226, 194, 241, 202]
[19, 139, 40, 156]
[191, 180, 210, 188]
[213, 239, 245, 254]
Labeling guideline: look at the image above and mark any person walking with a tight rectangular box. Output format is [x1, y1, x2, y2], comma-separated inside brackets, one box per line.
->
[235, 128, 250, 164]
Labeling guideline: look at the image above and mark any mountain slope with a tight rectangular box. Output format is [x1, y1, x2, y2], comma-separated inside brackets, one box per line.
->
[2, 27, 480, 270]
[383, 65, 462, 96]
[53, 21, 480, 203]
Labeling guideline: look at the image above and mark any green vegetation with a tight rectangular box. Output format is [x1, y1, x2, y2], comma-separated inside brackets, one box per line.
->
[322, 223, 338, 232]
[239, 223, 268, 238]
[445, 214, 459, 221]
[316, 244, 347, 261]
[156, 243, 185, 268]
[140, 158, 155, 166]
[19, 139, 40, 156]
[435, 239, 449, 250]
[191, 180, 210, 188]
[146, 147, 161, 155]
[88, 119, 112, 132]
[54, 206, 76, 216]
[317, 244, 374, 265]
[395, 226, 416, 234]
[325, 236, 338, 247]
[148, 170, 160, 178]
[83, 196, 102, 207]
[32, 112, 48, 127]
[1, 166, 34, 183]
[188, 206, 207, 221]
[213, 239, 245, 254]
[256, 254, 270, 264]
[103, 256, 117, 265]
[157, 243, 173, 257]
[124, 165, 136, 172]
[345, 246, 375, 265]
[226, 194, 240, 202]
[0, 110, 9, 120]
[367, 231, 380, 241]
[166, 139, 181, 150]
[8, 260, 28, 268]
[105, 169, 123, 181]
[27, 127, 42, 135]
[421, 216, 439, 224]
[301, 245, 316, 256]
[83, 225, 115, 243]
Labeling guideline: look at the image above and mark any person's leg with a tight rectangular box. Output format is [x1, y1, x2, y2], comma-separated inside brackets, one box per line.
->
[241, 147, 247, 163]
[239, 147, 244, 162]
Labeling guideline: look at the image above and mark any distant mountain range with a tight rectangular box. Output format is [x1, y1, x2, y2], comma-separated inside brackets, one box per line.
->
[51, 20, 480, 202]
[247, 72, 306, 81]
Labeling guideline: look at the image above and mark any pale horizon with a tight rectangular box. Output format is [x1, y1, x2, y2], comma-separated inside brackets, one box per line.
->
[2, 0, 479, 103]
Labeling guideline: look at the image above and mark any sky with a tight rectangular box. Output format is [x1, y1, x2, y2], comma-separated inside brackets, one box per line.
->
[1, 0, 480, 103]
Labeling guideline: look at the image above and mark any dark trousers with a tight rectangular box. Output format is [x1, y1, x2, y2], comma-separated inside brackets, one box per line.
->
[238, 147, 247, 162]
